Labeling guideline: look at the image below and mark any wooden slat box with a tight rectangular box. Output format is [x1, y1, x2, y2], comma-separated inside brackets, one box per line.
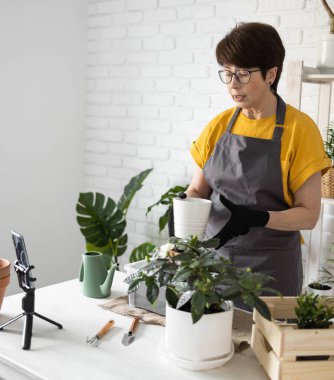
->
[251, 297, 334, 380]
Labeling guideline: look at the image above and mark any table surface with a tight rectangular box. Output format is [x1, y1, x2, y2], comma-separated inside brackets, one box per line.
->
[0, 272, 268, 380]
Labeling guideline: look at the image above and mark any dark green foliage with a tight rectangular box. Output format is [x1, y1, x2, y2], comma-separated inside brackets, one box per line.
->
[125, 235, 275, 324]
[295, 293, 334, 329]
[76, 169, 152, 264]
[324, 123, 334, 162]
[146, 184, 188, 232]
[129, 242, 156, 263]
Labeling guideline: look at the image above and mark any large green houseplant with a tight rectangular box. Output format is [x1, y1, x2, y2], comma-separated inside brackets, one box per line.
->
[125, 235, 275, 368]
[76, 168, 152, 266]
[126, 235, 273, 323]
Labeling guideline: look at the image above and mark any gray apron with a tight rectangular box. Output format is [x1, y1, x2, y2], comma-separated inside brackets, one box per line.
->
[203, 95, 302, 298]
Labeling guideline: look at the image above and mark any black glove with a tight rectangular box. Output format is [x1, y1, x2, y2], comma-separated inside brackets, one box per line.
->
[214, 194, 269, 249]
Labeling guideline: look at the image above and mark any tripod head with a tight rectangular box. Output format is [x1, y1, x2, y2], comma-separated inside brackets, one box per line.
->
[14, 260, 36, 292]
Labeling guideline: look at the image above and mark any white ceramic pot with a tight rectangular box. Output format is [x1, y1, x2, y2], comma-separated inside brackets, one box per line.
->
[164, 301, 233, 363]
[307, 283, 333, 296]
[317, 34, 334, 68]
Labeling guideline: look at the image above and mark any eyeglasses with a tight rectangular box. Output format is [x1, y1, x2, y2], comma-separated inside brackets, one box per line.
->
[218, 69, 261, 84]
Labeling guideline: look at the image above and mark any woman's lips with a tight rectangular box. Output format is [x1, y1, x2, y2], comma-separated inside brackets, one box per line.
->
[233, 95, 245, 101]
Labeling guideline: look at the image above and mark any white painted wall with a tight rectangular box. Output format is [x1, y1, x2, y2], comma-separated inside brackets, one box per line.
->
[84, 0, 331, 270]
[0, 0, 87, 295]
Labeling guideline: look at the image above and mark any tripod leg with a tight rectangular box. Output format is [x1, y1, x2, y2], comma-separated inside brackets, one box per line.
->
[34, 312, 63, 329]
[0, 313, 25, 330]
[22, 313, 33, 350]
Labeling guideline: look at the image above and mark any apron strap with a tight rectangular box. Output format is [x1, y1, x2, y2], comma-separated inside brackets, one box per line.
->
[226, 95, 286, 140]
[272, 95, 286, 142]
[225, 108, 241, 133]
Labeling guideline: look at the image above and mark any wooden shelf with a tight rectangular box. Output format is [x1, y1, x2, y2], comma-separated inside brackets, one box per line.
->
[303, 66, 334, 83]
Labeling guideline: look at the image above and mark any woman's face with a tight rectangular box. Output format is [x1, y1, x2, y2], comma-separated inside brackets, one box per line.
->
[223, 65, 276, 111]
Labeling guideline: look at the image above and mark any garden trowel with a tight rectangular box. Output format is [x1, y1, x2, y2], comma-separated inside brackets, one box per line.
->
[122, 316, 140, 346]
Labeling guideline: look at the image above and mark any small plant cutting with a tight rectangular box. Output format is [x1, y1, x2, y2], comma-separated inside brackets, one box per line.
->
[125, 235, 274, 323]
[295, 292, 334, 329]
[76, 168, 152, 266]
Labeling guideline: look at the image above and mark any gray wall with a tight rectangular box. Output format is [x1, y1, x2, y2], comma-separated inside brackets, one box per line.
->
[0, 0, 87, 295]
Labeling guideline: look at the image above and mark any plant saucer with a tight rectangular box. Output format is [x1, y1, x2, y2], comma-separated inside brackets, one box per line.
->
[158, 338, 234, 371]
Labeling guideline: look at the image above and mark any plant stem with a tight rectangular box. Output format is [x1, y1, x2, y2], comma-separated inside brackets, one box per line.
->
[322, 0, 334, 34]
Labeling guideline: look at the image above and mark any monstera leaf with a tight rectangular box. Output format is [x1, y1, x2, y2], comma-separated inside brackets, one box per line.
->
[129, 242, 156, 263]
[76, 168, 152, 264]
[76, 192, 127, 262]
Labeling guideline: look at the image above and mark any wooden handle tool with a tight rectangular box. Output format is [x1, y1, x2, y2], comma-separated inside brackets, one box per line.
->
[87, 320, 114, 347]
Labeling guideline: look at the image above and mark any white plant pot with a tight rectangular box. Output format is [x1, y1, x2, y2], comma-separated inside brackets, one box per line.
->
[307, 283, 333, 296]
[317, 34, 334, 68]
[164, 301, 234, 369]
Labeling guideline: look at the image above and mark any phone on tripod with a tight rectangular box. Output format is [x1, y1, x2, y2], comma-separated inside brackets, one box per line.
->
[11, 231, 35, 290]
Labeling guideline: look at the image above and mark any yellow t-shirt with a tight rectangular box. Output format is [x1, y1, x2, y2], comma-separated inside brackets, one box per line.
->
[191, 104, 331, 207]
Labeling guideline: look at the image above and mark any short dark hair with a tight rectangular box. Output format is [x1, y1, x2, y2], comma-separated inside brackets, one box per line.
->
[216, 22, 285, 92]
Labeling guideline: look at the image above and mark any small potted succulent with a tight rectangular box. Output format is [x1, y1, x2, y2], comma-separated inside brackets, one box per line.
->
[295, 292, 334, 361]
[322, 122, 334, 197]
[125, 235, 274, 370]
[307, 279, 332, 296]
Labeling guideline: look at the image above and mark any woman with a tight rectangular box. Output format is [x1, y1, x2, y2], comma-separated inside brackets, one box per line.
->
[187, 22, 331, 298]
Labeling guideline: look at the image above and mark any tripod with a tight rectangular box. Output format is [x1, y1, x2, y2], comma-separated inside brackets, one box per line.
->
[0, 260, 62, 350]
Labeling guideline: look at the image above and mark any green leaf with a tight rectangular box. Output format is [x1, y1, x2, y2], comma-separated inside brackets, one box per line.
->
[77, 192, 126, 248]
[117, 168, 153, 214]
[251, 296, 271, 321]
[129, 242, 156, 263]
[146, 184, 189, 215]
[146, 281, 159, 305]
[158, 208, 171, 232]
[191, 306, 203, 324]
[218, 286, 243, 299]
[200, 238, 221, 249]
[128, 278, 142, 293]
[192, 290, 206, 313]
[166, 286, 179, 309]
[176, 290, 194, 309]
[173, 267, 192, 282]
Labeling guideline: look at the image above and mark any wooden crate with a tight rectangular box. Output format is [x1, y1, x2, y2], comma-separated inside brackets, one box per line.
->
[251, 297, 334, 380]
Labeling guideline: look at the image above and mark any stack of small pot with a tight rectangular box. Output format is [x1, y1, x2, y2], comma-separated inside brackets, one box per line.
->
[0, 259, 10, 312]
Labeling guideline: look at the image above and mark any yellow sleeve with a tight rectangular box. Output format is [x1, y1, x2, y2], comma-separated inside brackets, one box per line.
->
[190, 109, 235, 169]
[286, 109, 332, 193]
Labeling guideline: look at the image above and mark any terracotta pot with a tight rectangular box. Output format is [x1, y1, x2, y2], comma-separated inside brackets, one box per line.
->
[0, 258, 10, 279]
[0, 274, 10, 311]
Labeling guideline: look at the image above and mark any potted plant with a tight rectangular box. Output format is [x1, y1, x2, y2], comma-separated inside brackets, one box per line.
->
[307, 279, 332, 296]
[318, 0, 334, 68]
[0, 258, 10, 312]
[321, 122, 334, 198]
[125, 235, 274, 370]
[295, 292, 334, 360]
[76, 168, 152, 267]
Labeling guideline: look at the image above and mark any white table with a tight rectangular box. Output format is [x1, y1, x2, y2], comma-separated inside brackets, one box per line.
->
[0, 272, 268, 380]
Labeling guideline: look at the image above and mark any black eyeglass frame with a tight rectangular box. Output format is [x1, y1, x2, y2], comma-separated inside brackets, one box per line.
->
[218, 69, 262, 84]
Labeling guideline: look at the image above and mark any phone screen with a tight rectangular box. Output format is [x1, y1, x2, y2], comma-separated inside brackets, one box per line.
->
[11, 231, 35, 290]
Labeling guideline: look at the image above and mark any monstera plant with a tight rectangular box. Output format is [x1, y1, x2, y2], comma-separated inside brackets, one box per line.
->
[76, 168, 152, 266]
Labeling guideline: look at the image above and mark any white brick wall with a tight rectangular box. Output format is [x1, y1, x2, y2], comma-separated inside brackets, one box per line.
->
[84, 0, 332, 269]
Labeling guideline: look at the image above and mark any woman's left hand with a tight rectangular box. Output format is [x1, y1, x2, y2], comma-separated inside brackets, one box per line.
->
[214, 195, 269, 249]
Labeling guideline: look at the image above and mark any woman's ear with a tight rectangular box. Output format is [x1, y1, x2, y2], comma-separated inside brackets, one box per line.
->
[266, 67, 278, 84]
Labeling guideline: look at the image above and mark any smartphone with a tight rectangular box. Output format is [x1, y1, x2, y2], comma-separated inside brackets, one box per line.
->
[11, 231, 35, 290]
